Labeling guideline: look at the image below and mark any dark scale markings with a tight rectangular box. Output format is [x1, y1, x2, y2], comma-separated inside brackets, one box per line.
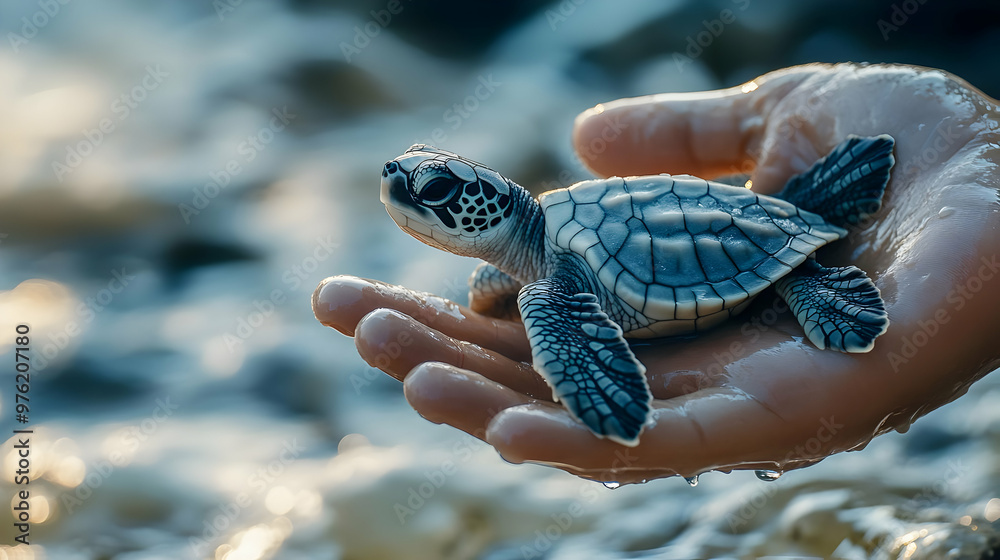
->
[522, 281, 648, 433]
[775, 261, 886, 352]
[479, 178, 497, 199]
[518, 276, 650, 440]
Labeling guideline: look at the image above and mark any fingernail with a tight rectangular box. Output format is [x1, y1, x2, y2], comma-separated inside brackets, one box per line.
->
[355, 309, 461, 381]
[405, 362, 525, 436]
[403, 362, 474, 424]
[355, 308, 413, 356]
[312, 275, 375, 334]
[485, 405, 577, 464]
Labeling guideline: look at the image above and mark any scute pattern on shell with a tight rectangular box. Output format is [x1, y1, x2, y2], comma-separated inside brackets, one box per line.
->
[539, 175, 848, 322]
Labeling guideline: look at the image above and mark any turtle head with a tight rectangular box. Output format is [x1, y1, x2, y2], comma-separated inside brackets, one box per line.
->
[380, 145, 517, 256]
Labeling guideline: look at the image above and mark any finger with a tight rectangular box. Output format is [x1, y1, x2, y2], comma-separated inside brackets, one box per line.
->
[313, 275, 531, 362]
[403, 362, 539, 441]
[354, 308, 552, 399]
[572, 65, 828, 179]
[485, 385, 835, 483]
[486, 333, 899, 482]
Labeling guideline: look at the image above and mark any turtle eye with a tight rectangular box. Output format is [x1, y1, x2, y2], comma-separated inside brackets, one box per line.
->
[419, 178, 460, 206]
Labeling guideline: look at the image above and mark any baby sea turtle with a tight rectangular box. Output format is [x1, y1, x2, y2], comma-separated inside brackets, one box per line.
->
[380, 135, 894, 445]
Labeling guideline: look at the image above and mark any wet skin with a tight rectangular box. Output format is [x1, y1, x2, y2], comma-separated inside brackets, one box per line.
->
[314, 63, 1000, 483]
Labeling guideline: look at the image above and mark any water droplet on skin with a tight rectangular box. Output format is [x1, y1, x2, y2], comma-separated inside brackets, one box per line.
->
[938, 206, 956, 218]
[685, 476, 699, 487]
[755, 470, 782, 482]
[602, 481, 620, 489]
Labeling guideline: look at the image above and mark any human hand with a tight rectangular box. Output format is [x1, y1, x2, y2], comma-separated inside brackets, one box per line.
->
[313, 63, 1000, 483]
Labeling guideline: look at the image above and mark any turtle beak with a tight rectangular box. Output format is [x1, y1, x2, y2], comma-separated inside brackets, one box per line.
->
[380, 161, 432, 223]
[379, 161, 404, 206]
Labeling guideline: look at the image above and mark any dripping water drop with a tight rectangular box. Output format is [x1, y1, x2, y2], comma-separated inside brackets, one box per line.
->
[602, 481, 620, 490]
[684, 476, 699, 487]
[755, 470, 781, 482]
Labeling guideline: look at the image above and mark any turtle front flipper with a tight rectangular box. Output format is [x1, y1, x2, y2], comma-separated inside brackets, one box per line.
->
[775, 259, 889, 353]
[777, 134, 895, 228]
[518, 277, 651, 446]
[468, 262, 522, 320]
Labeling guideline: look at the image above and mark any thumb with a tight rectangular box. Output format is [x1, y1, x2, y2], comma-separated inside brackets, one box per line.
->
[572, 64, 830, 180]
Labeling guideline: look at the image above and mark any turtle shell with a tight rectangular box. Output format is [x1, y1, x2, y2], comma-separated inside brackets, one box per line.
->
[538, 175, 847, 334]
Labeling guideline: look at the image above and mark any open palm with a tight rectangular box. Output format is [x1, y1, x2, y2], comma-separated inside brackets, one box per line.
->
[314, 63, 1000, 483]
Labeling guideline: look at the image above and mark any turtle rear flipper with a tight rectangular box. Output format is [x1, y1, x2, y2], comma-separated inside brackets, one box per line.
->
[775, 259, 889, 353]
[777, 135, 895, 228]
[468, 262, 522, 320]
[518, 278, 651, 446]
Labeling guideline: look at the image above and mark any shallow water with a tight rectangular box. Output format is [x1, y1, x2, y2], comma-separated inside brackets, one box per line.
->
[0, 1, 998, 559]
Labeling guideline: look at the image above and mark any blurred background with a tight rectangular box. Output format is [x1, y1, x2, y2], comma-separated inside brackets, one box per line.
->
[0, 0, 998, 558]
